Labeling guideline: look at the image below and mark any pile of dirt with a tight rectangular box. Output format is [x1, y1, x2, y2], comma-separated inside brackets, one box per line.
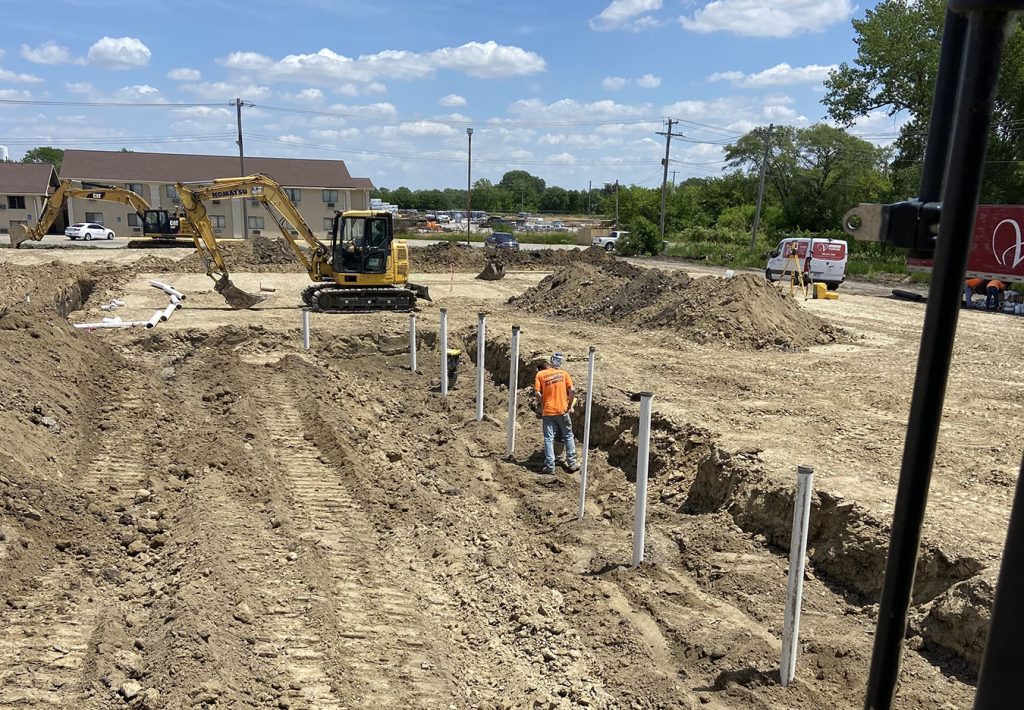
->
[510, 262, 845, 349]
[410, 242, 614, 273]
[174, 236, 306, 273]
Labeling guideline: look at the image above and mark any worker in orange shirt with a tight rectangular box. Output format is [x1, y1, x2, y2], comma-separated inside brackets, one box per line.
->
[965, 277, 985, 308]
[533, 352, 579, 474]
[986, 279, 1006, 311]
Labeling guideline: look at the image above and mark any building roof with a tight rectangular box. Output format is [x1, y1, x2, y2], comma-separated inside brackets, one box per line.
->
[61, 149, 374, 190]
[0, 162, 59, 195]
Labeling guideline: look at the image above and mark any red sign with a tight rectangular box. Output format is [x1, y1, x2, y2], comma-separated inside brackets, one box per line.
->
[812, 241, 847, 260]
[908, 205, 1024, 282]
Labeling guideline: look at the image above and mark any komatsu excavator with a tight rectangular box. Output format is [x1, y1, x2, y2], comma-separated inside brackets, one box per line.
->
[9, 180, 194, 248]
[174, 174, 430, 311]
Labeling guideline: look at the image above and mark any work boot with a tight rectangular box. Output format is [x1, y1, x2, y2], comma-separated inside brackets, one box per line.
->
[541, 466, 555, 475]
[565, 461, 580, 473]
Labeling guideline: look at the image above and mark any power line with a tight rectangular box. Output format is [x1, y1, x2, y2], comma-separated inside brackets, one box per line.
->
[0, 98, 228, 108]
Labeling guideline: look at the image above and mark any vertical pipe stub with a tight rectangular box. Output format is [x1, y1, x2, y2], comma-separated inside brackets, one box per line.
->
[632, 392, 655, 567]
[797, 464, 814, 476]
[409, 313, 417, 373]
[301, 308, 311, 351]
[440, 308, 449, 397]
[781, 463, 815, 687]
[475, 312, 486, 422]
[578, 345, 597, 521]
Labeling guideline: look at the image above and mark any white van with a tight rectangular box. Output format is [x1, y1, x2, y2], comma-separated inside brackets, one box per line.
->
[765, 237, 848, 290]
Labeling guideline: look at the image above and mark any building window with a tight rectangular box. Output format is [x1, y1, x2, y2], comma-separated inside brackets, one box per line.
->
[126, 183, 143, 195]
[127, 214, 141, 227]
[7, 195, 26, 209]
[322, 190, 338, 204]
[210, 215, 226, 229]
[248, 216, 264, 230]
[164, 185, 176, 199]
[285, 188, 301, 203]
[85, 212, 104, 224]
[323, 217, 334, 232]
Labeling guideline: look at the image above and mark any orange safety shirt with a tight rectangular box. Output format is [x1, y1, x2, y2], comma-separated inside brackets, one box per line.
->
[966, 277, 985, 290]
[534, 367, 574, 417]
[988, 279, 1006, 291]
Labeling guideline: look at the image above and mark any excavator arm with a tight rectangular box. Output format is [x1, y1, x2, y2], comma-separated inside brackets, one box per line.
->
[10, 180, 153, 247]
[174, 174, 331, 309]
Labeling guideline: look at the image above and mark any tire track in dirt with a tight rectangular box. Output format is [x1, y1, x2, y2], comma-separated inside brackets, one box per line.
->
[0, 566, 97, 709]
[209, 487, 343, 710]
[263, 380, 452, 707]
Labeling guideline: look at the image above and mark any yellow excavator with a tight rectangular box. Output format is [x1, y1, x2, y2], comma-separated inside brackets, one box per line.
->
[9, 180, 195, 248]
[174, 174, 430, 311]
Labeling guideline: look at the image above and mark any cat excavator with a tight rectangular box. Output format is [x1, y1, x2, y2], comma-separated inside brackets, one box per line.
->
[174, 174, 430, 311]
[9, 180, 194, 248]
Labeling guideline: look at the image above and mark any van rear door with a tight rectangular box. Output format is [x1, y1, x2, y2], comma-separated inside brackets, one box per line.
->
[809, 240, 848, 283]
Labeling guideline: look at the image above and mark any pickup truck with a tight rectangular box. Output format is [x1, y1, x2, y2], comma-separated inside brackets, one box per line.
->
[592, 230, 628, 251]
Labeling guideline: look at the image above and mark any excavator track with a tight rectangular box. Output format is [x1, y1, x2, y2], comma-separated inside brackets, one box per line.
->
[303, 284, 417, 313]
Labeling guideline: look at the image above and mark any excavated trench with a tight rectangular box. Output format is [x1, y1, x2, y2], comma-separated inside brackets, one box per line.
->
[464, 331, 994, 676]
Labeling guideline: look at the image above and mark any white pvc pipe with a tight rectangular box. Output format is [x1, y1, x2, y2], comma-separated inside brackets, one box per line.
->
[149, 280, 186, 300]
[506, 325, 521, 457]
[302, 309, 311, 351]
[409, 313, 417, 372]
[440, 308, 449, 397]
[170, 295, 183, 309]
[158, 302, 177, 322]
[476, 312, 486, 421]
[781, 465, 815, 687]
[146, 311, 162, 328]
[631, 392, 654, 567]
[577, 346, 596, 521]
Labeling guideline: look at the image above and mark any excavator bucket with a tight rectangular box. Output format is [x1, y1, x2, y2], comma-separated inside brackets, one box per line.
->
[9, 223, 37, 248]
[477, 260, 506, 281]
[214, 274, 269, 309]
[408, 282, 432, 302]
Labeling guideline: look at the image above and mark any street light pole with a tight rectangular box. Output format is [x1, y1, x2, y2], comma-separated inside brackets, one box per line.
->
[466, 127, 473, 245]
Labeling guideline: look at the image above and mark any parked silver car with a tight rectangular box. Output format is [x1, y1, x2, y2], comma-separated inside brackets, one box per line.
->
[65, 222, 115, 241]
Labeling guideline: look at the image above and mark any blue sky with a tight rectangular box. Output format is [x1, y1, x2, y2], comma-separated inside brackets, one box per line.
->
[0, 0, 907, 190]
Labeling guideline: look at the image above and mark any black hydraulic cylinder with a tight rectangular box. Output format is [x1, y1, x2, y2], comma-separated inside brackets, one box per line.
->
[919, 9, 967, 205]
[864, 9, 1012, 710]
[974, 453, 1024, 708]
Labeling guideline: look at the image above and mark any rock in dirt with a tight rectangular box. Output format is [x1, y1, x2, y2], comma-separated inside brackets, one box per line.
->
[233, 601, 255, 625]
[120, 680, 143, 699]
[133, 489, 151, 504]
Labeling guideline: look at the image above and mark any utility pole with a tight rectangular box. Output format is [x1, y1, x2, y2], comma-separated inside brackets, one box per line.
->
[750, 123, 773, 252]
[656, 118, 686, 240]
[235, 98, 248, 239]
[466, 127, 473, 245]
[614, 180, 619, 230]
[671, 170, 677, 189]
[587, 180, 592, 216]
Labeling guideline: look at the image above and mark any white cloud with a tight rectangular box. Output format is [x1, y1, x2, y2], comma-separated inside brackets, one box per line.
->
[0, 89, 32, 100]
[172, 105, 232, 119]
[64, 81, 95, 95]
[707, 70, 744, 82]
[86, 36, 151, 69]
[375, 121, 458, 138]
[0, 67, 43, 83]
[602, 76, 628, 91]
[278, 134, 305, 144]
[21, 40, 75, 65]
[311, 127, 361, 141]
[636, 73, 661, 88]
[167, 67, 201, 81]
[680, 0, 853, 37]
[113, 84, 165, 102]
[508, 98, 653, 122]
[180, 81, 271, 100]
[283, 88, 324, 103]
[602, 74, 660, 91]
[221, 41, 545, 86]
[708, 62, 837, 87]
[590, 0, 663, 31]
[326, 101, 397, 117]
[439, 93, 467, 108]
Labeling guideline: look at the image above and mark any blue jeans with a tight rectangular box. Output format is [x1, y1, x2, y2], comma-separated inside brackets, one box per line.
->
[542, 414, 577, 470]
[986, 287, 1000, 311]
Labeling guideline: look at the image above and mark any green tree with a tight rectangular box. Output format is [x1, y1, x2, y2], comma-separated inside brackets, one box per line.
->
[391, 186, 414, 208]
[726, 124, 889, 231]
[823, 0, 1024, 200]
[617, 216, 661, 256]
[21, 146, 65, 171]
[498, 170, 546, 210]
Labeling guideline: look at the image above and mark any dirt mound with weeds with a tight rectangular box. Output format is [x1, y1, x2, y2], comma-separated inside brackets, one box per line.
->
[411, 242, 614, 273]
[510, 262, 845, 349]
[174, 236, 306, 273]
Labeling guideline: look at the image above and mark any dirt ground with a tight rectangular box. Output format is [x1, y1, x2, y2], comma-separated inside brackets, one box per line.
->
[1, 244, 1019, 709]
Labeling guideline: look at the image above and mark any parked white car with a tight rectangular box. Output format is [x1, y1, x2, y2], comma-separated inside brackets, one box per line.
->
[65, 223, 115, 241]
[592, 230, 628, 251]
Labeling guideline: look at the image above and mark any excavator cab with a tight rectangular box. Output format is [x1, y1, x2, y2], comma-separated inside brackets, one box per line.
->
[142, 209, 178, 236]
[331, 213, 392, 274]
